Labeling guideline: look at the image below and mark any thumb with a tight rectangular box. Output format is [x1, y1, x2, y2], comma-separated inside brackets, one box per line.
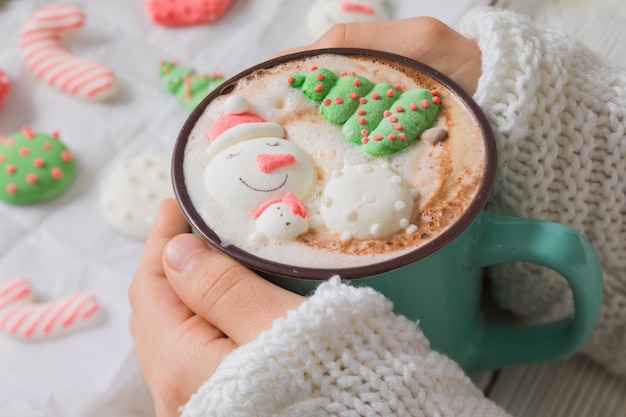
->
[162, 233, 304, 345]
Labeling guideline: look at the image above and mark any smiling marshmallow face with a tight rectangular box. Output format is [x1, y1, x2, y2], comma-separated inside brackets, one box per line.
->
[306, 0, 389, 38]
[204, 136, 315, 212]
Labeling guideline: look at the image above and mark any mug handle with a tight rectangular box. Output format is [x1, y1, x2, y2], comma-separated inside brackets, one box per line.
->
[464, 212, 603, 370]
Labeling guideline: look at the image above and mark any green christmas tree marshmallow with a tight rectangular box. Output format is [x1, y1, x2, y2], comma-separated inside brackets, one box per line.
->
[159, 60, 225, 112]
[0, 127, 75, 205]
[288, 66, 441, 155]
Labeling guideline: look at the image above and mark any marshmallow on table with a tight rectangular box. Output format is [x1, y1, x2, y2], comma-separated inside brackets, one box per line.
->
[19, 3, 117, 101]
[306, 0, 389, 38]
[100, 151, 175, 240]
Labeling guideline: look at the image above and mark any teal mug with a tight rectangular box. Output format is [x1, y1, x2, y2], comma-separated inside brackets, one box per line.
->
[172, 48, 602, 371]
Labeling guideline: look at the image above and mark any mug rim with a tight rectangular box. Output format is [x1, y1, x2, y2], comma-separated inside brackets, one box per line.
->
[172, 47, 497, 280]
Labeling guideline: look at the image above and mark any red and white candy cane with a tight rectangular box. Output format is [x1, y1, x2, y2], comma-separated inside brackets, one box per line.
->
[0, 278, 33, 310]
[0, 278, 101, 340]
[19, 3, 117, 101]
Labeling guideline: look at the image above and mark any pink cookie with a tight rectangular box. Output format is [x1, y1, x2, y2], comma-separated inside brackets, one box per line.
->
[0, 278, 101, 341]
[145, 0, 234, 27]
[20, 3, 117, 101]
[0, 70, 9, 110]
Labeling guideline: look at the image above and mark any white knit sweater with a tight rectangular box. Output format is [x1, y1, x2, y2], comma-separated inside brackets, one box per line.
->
[459, 6, 626, 374]
[180, 6, 626, 415]
[180, 278, 509, 417]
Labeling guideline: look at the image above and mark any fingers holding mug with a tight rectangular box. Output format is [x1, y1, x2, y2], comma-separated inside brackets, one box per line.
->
[163, 233, 304, 346]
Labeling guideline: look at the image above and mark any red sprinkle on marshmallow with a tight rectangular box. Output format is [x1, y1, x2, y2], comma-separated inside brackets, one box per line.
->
[432, 96, 441, 105]
[421, 100, 429, 109]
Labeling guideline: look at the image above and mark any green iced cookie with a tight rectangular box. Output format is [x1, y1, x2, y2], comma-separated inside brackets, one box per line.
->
[0, 127, 75, 205]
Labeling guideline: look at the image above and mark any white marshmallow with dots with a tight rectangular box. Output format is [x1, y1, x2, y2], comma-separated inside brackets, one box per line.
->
[321, 163, 417, 240]
[100, 151, 174, 240]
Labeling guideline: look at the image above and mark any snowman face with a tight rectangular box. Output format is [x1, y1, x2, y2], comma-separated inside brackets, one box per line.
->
[205, 137, 315, 212]
[306, 0, 388, 38]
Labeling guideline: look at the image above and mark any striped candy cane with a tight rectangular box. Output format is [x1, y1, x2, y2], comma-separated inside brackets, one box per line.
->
[0, 278, 101, 340]
[20, 3, 117, 101]
[0, 278, 33, 310]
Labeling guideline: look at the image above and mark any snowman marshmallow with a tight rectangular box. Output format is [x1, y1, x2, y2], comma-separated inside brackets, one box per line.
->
[204, 95, 316, 241]
[306, 0, 389, 38]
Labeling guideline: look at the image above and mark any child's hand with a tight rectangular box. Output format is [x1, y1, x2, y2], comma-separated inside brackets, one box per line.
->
[284, 17, 482, 95]
[129, 199, 303, 417]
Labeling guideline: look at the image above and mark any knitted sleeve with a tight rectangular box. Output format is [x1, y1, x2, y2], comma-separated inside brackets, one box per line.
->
[179, 277, 510, 417]
[458, 7, 626, 374]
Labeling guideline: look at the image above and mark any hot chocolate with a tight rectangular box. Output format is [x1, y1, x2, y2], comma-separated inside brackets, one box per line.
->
[174, 50, 490, 274]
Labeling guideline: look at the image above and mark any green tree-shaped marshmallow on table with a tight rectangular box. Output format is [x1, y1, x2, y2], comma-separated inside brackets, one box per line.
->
[159, 60, 225, 112]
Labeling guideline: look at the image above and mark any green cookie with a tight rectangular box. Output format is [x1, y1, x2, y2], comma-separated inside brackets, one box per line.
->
[0, 127, 75, 205]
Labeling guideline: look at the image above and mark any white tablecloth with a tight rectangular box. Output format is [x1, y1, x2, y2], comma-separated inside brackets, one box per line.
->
[0, 1, 484, 415]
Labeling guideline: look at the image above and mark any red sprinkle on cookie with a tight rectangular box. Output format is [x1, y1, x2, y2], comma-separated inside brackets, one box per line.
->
[145, 0, 234, 26]
[0, 70, 9, 110]
[0, 127, 76, 205]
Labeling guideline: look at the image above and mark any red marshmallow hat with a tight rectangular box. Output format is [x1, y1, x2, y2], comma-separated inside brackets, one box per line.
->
[206, 95, 285, 159]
